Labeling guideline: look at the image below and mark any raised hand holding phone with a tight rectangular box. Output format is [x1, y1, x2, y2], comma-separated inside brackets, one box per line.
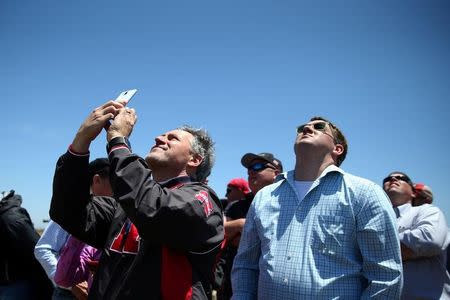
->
[104, 89, 137, 130]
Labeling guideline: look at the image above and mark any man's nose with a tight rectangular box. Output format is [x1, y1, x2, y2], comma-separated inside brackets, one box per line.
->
[155, 135, 165, 144]
[303, 124, 314, 134]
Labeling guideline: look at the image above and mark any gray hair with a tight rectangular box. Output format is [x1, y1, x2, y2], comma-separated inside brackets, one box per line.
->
[178, 125, 215, 183]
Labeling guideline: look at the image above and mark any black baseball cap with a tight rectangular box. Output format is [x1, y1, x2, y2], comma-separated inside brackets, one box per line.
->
[241, 152, 283, 172]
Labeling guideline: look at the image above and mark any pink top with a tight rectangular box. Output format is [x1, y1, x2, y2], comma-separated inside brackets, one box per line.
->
[54, 235, 101, 290]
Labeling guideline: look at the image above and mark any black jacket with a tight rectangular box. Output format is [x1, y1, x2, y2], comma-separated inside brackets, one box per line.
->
[50, 149, 224, 299]
[0, 191, 53, 299]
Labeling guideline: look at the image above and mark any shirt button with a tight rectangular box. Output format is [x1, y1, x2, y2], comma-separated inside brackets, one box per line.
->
[283, 278, 288, 284]
[287, 255, 291, 260]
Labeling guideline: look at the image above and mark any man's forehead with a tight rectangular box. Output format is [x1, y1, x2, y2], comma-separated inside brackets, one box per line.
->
[164, 129, 193, 138]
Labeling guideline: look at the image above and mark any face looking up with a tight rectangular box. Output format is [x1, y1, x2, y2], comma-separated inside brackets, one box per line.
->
[247, 160, 279, 193]
[146, 129, 196, 173]
[383, 173, 414, 207]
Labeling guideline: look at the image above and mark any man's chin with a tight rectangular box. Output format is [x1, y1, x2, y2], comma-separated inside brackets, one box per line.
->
[145, 155, 155, 168]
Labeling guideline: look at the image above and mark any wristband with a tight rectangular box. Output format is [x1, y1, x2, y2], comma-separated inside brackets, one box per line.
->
[106, 136, 131, 153]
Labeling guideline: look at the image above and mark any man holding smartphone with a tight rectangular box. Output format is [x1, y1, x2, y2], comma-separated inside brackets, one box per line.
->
[50, 98, 223, 299]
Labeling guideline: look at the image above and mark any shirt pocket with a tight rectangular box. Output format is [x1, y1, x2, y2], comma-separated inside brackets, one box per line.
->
[313, 215, 346, 256]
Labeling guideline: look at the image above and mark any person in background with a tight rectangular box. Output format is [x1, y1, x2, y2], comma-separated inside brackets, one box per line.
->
[225, 178, 251, 206]
[0, 190, 53, 299]
[53, 158, 112, 299]
[55, 236, 101, 300]
[50, 100, 223, 299]
[219, 178, 250, 211]
[384, 171, 450, 299]
[215, 153, 283, 299]
[35, 220, 73, 299]
[232, 117, 402, 299]
[412, 183, 433, 206]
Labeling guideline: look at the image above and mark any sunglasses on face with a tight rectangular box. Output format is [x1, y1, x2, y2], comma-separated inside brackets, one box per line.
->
[248, 162, 275, 172]
[296, 121, 328, 134]
[383, 175, 410, 185]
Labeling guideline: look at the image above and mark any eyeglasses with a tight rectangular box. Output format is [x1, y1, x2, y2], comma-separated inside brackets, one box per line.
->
[248, 162, 275, 172]
[225, 188, 232, 195]
[296, 121, 336, 142]
[296, 121, 328, 134]
[383, 175, 411, 185]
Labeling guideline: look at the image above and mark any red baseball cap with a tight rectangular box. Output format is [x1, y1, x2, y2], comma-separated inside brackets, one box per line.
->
[227, 178, 251, 194]
[414, 183, 433, 201]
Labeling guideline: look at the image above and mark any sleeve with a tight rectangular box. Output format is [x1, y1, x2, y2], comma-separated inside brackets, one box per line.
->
[230, 200, 260, 300]
[6, 208, 42, 264]
[399, 205, 450, 257]
[49, 151, 117, 249]
[109, 148, 223, 251]
[224, 201, 243, 220]
[54, 236, 99, 288]
[34, 220, 70, 282]
[355, 183, 403, 299]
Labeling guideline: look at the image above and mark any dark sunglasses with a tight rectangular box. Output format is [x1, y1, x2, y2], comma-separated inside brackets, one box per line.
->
[296, 121, 328, 134]
[383, 175, 410, 185]
[225, 188, 232, 195]
[248, 162, 275, 172]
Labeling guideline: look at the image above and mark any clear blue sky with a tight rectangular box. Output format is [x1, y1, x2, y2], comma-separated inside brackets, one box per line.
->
[1, 1, 449, 229]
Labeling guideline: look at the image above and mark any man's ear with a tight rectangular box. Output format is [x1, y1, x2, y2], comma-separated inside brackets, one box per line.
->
[90, 174, 101, 194]
[333, 144, 344, 156]
[92, 174, 101, 185]
[187, 153, 203, 168]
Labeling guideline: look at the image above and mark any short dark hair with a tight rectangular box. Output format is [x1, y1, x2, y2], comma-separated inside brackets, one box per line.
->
[88, 158, 110, 185]
[310, 116, 348, 167]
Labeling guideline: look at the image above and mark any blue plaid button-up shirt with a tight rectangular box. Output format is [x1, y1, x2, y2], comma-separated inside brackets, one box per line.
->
[231, 165, 403, 299]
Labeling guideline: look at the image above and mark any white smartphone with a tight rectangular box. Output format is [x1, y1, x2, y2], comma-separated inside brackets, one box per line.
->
[115, 89, 137, 105]
[104, 89, 137, 130]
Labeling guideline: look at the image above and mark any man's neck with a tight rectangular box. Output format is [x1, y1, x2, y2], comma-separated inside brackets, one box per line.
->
[152, 169, 189, 183]
[294, 157, 335, 181]
[390, 197, 412, 208]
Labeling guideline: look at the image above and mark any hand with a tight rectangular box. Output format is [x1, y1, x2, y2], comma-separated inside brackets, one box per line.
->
[401, 243, 416, 261]
[107, 107, 137, 141]
[230, 233, 242, 247]
[72, 101, 124, 153]
[71, 281, 88, 300]
[224, 218, 246, 240]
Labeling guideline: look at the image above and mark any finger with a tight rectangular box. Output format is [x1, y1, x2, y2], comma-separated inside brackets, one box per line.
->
[97, 112, 115, 124]
[123, 106, 135, 113]
[101, 105, 121, 117]
[93, 100, 124, 112]
[117, 98, 129, 107]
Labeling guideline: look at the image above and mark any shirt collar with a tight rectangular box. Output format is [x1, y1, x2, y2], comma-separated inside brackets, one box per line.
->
[396, 202, 412, 217]
[279, 164, 344, 185]
[159, 176, 192, 189]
